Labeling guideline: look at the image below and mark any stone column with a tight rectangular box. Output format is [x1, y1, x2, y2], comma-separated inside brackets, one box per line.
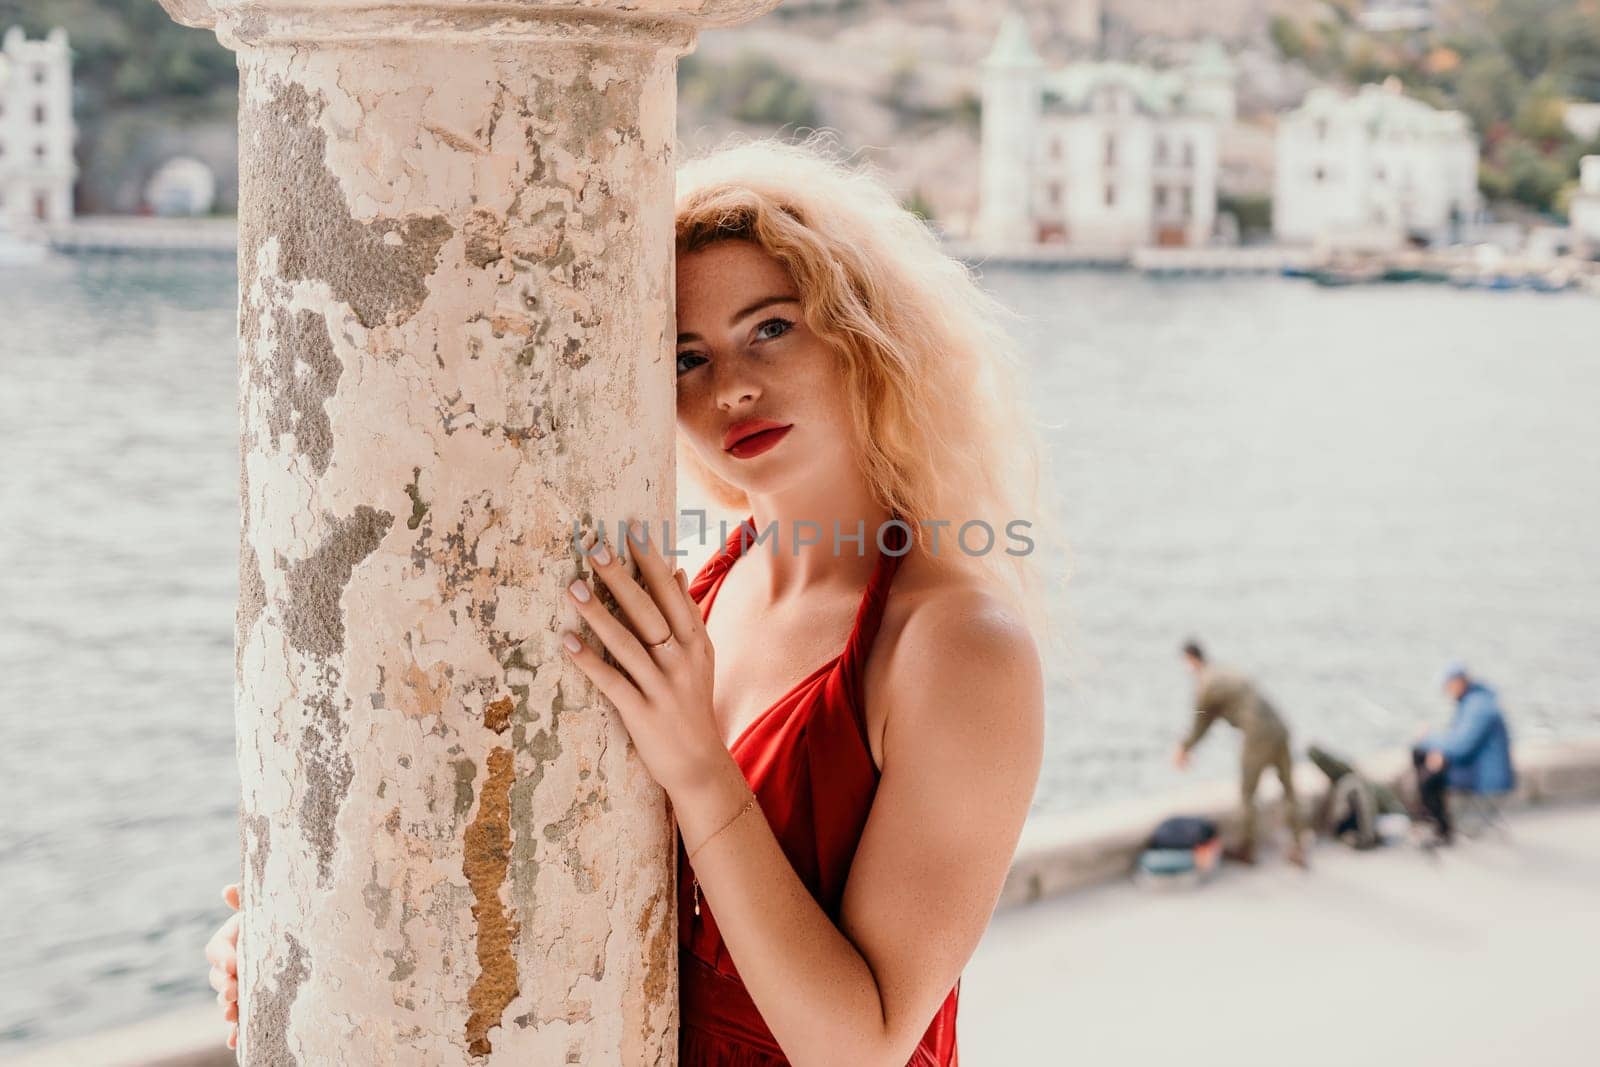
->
[155, 2, 778, 1063]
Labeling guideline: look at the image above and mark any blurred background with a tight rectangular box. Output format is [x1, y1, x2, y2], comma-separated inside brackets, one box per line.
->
[1, 0, 1597, 1060]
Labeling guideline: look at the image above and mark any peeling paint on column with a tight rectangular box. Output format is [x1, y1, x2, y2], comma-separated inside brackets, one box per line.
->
[484, 694, 515, 734]
[361, 861, 392, 928]
[464, 209, 506, 268]
[238, 540, 265, 665]
[237, 451, 262, 677]
[252, 932, 311, 1067]
[242, 812, 271, 889]
[300, 688, 354, 886]
[265, 308, 341, 476]
[163, 1, 784, 1060]
[638, 882, 672, 1012]
[404, 467, 429, 531]
[281, 506, 394, 660]
[452, 757, 479, 820]
[464, 745, 519, 1056]
[239, 80, 453, 331]
[508, 687, 566, 897]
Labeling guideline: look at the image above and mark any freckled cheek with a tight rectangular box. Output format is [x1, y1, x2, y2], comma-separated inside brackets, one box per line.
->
[793, 368, 850, 436]
[674, 374, 704, 418]
[674, 390, 718, 455]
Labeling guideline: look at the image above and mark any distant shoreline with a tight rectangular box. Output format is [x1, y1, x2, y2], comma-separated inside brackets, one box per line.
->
[40, 215, 237, 257]
[31, 219, 1599, 296]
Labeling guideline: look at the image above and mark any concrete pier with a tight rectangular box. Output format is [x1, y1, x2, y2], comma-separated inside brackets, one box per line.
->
[9, 738, 1597, 1065]
[967, 802, 1600, 1067]
[45, 217, 239, 257]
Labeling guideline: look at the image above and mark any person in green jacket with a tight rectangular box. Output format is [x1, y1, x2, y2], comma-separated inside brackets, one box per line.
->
[1307, 743, 1408, 849]
[1171, 640, 1308, 868]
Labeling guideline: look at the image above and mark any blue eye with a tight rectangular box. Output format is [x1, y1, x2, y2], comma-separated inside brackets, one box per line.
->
[676, 352, 706, 376]
[755, 318, 793, 341]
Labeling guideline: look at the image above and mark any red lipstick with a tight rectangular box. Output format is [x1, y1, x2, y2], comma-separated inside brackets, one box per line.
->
[723, 418, 793, 459]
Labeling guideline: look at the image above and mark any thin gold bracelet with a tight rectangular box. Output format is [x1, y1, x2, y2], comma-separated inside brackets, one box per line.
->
[687, 794, 757, 863]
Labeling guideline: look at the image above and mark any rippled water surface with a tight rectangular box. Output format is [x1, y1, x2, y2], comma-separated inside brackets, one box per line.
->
[1, 256, 1596, 1048]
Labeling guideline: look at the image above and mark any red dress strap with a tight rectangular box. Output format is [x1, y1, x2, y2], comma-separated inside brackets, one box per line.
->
[685, 515, 761, 610]
[834, 516, 912, 750]
[677, 512, 959, 1067]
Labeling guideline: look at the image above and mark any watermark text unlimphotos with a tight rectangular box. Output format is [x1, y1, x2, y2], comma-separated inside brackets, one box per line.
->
[570, 512, 1036, 561]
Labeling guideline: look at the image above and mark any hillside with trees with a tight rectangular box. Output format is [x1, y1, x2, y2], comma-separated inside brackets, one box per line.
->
[6, 0, 1598, 220]
[1269, 0, 1600, 215]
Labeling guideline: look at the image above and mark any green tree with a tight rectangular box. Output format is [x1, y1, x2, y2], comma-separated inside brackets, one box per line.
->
[679, 51, 821, 130]
[1490, 0, 1560, 81]
[1478, 159, 1513, 202]
[1455, 52, 1524, 134]
[1512, 75, 1571, 143]
[1502, 137, 1570, 209]
[1270, 15, 1308, 61]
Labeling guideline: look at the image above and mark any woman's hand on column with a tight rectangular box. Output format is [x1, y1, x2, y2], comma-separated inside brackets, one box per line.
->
[560, 519, 727, 797]
[205, 882, 241, 1050]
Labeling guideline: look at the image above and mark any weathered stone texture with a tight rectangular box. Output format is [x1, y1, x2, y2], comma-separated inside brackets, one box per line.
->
[228, 31, 689, 1066]
[150, 0, 788, 1062]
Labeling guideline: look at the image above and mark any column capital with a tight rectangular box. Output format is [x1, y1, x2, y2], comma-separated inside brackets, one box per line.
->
[158, 0, 783, 48]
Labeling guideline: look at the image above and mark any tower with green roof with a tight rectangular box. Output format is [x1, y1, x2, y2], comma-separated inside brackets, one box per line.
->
[978, 12, 1044, 247]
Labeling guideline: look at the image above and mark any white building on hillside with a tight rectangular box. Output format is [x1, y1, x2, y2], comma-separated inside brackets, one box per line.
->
[978, 14, 1225, 252]
[1359, 0, 1436, 32]
[1274, 78, 1477, 249]
[1564, 102, 1600, 145]
[1571, 156, 1600, 253]
[0, 26, 75, 228]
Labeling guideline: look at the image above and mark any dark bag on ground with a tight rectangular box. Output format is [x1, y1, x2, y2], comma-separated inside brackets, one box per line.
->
[1147, 815, 1218, 851]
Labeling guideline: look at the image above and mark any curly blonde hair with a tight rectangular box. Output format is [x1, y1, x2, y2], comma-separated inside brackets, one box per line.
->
[673, 134, 1068, 656]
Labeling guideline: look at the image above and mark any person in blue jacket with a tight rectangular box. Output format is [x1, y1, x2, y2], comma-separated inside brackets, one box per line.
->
[1412, 662, 1516, 844]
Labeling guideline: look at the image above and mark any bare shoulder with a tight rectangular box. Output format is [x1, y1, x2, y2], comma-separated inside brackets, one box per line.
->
[862, 551, 1045, 771]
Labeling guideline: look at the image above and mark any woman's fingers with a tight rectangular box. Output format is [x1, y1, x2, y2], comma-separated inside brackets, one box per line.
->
[622, 520, 703, 644]
[206, 913, 240, 973]
[209, 965, 236, 1001]
[560, 633, 647, 718]
[204, 930, 224, 969]
[216, 883, 244, 1045]
[670, 566, 704, 641]
[580, 527, 674, 651]
[567, 575, 662, 695]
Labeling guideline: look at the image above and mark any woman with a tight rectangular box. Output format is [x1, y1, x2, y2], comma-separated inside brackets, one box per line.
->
[206, 136, 1060, 1065]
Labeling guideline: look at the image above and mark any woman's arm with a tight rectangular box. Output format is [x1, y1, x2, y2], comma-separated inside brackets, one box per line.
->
[678, 590, 1044, 1067]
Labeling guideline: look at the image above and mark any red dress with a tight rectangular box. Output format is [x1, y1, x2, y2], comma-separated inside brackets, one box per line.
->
[677, 516, 961, 1066]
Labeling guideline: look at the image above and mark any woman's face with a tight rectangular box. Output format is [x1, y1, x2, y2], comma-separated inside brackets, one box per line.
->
[674, 238, 857, 500]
